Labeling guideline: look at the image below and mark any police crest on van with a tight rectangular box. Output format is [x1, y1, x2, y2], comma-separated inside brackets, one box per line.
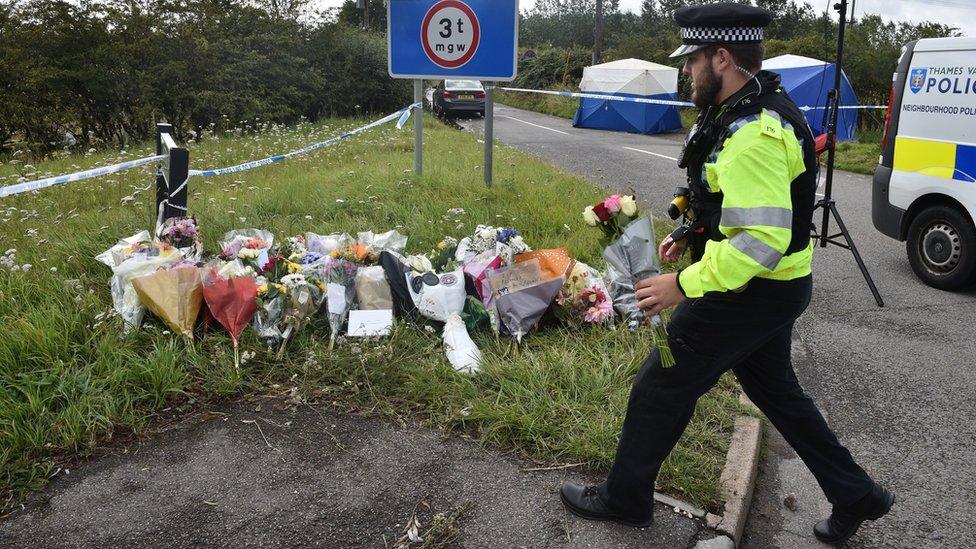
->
[910, 68, 927, 94]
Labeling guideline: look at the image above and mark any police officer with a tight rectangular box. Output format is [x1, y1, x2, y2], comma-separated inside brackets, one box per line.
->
[559, 4, 893, 545]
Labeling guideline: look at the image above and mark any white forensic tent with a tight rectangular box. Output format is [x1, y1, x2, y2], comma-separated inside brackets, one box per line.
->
[572, 58, 683, 134]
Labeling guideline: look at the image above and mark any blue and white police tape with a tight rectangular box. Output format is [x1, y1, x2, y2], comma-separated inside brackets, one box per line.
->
[798, 105, 888, 111]
[497, 87, 695, 108]
[189, 103, 422, 177]
[0, 154, 167, 199]
[497, 86, 887, 112]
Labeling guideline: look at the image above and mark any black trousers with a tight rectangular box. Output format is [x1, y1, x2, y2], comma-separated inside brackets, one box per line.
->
[602, 275, 874, 518]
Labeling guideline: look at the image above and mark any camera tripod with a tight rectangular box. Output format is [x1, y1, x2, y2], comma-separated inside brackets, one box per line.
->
[812, 0, 885, 307]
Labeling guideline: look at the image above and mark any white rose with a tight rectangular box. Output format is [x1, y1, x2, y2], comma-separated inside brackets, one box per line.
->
[620, 195, 638, 217]
[238, 248, 260, 259]
[582, 206, 599, 226]
[411, 255, 433, 273]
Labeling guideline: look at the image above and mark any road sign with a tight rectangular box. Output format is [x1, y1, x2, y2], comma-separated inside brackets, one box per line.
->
[388, 0, 519, 81]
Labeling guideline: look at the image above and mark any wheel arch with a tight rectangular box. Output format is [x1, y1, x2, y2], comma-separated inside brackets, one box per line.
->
[902, 193, 976, 240]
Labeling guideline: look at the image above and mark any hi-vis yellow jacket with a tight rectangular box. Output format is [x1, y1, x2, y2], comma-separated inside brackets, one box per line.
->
[678, 108, 814, 298]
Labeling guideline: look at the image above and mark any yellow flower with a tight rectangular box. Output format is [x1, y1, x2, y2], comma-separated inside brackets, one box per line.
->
[329, 249, 340, 259]
[287, 261, 302, 274]
[274, 283, 289, 294]
[257, 284, 269, 296]
[436, 240, 447, 250]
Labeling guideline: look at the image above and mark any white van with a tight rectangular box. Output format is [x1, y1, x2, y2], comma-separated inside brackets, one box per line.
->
[873, 37, 976, 290]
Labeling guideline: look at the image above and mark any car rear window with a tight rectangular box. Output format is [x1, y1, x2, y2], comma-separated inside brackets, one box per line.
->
[444, 80, 483, 90]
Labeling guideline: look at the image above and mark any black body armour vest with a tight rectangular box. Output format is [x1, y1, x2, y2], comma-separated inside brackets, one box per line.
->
[679, 71, 818, 261]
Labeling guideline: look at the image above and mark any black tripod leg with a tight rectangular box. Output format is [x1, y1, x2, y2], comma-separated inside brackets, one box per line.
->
[828, 202, 885, 307]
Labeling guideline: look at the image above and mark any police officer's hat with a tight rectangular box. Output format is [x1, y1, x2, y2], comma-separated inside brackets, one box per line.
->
[669, 3, 772, 58]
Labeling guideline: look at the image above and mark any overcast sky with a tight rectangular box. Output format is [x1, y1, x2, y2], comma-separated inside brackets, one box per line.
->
[323, 0, 975, 36]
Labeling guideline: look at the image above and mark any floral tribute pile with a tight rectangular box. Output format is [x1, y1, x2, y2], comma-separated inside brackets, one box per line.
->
[96, 195, 674, 373]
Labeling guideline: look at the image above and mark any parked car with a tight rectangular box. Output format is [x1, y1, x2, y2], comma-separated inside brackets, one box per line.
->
[873, 36, 976, 290]
[432, 80, 485, 118]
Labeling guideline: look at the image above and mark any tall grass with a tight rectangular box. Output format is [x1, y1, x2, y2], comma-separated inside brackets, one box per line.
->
[0, 115, 744, 512]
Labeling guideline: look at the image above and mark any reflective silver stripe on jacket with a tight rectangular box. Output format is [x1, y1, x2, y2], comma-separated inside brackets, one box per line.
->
[730, 231, 783, 270]
[721, 207, 793, 229]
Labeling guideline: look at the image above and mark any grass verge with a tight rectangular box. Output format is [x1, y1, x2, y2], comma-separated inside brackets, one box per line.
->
[0, 114, 745, 512]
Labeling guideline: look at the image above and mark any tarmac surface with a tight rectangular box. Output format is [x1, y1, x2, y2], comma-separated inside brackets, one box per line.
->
[459, 104, 976, 548]
[0, 400, 705, 548]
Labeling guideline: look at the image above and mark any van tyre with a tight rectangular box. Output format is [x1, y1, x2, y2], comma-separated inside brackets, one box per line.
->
[906, 205, 976, 290]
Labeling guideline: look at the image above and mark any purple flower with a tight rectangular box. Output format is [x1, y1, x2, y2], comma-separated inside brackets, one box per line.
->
[301, 252, 323, 265]
[497, 228, 519, 243]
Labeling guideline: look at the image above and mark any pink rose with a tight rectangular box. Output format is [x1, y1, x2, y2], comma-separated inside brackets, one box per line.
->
[604, 194, 622, 214]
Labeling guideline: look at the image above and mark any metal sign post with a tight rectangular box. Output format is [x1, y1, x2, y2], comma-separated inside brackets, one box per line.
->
[484, 82, 493, 186]
[388, 0, 518, 185]
[414, 79, 423, 176]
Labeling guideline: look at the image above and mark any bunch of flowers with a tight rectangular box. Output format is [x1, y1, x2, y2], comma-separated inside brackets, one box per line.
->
[323, 258, 359, 347]
[468, 225, 529, 256]
[279, 235, 308, 263]
[557, 262, 613, 325]
[95, 231, 183, 332]
[274, 270, 325, 358]
[329, 242, 378, 265]
[428, 236, 459, 272]
[158, 217, 201, 253]
[221, 237, 268, 261]
[582, 193, 639, 239]
[220, 238, 274, 277]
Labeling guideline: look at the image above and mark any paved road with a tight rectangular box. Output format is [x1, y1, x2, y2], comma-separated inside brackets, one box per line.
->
[1, 401, 707, 549]
[459, 104, 976, 549]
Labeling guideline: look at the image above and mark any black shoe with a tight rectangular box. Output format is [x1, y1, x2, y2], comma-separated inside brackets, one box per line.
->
[813, 484, 895, 545]
[559, 482, 653, 528]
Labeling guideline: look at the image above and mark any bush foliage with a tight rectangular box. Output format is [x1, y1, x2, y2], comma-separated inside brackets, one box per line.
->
[0, 0, 410, 155]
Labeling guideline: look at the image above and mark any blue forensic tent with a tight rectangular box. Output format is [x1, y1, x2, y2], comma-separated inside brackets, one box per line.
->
[763, 54, 861, 141]
[572, 58, 682, 135]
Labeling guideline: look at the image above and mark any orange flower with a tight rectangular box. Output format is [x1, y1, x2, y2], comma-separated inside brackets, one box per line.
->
[352, 243, 368, 262]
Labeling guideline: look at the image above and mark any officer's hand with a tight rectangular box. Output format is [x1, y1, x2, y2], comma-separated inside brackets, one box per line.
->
[635, 273, 685, 317]
[658, 236, 686, 263]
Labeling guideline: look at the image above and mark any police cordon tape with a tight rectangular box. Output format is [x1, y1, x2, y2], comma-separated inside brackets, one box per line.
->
[497, 86, 696, 108]
[189, 102, 421, 177]
[0, 154, 167, 199]
[496, 86, 886, 112]
[0, 103, 422, 199]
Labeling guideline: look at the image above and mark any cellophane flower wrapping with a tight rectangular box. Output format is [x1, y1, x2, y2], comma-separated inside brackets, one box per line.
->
[323, 258, 358, 343]
[96, 232, 184, 332]
[558, 261, 614, 326]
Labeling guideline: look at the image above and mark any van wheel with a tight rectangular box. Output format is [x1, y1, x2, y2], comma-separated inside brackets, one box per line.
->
[906, 205, 976, 290]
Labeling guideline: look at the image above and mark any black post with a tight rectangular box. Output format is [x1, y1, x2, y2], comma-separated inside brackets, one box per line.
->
[155, 123, 171, 222]
[155, 123, 190, 227]
[164, 146, 189, 220]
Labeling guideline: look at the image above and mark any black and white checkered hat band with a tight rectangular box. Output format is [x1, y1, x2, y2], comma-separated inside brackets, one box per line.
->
[681, 26, 764, 44]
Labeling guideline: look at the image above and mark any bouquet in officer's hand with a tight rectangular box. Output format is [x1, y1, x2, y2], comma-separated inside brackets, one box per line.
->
[583, 194, 674, 365]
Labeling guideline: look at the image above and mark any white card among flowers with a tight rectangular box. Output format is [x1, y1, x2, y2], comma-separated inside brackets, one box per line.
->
[347, 309, 394, 337]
